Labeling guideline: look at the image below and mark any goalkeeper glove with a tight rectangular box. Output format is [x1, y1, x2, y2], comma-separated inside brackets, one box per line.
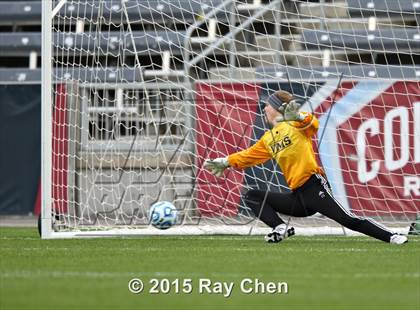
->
[275, 100, 304, 122]
[203, 157, 229, 177]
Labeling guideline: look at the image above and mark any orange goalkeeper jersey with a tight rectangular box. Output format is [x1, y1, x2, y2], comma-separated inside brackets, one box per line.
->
[227, 112, 324, 190]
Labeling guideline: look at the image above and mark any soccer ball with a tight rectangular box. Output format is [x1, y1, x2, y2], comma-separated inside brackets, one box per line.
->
[149, 201, 177, 230]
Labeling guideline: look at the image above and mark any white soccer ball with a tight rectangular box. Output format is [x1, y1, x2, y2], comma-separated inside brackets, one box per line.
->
[149, 201, 177, 230]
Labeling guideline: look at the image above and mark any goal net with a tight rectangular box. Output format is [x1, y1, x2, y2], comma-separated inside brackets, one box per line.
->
[41, 0, 420, 238]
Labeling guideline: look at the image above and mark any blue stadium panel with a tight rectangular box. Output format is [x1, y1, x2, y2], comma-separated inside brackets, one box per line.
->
[301, 29, 420, 51]
[123, 0, 226, 22]
[347, 0, 420, 17]
[128, 30, 187, 55]
[254, 65, 420, 80]
[0, 67, 143, 83]
[0, 68, 42, 83]
[0, 32, 41, 55]
[0, 0, 225, 25]
[0, 31, 186, 56]
[0, 1, 42, 24]
[53, 30, 187, 56]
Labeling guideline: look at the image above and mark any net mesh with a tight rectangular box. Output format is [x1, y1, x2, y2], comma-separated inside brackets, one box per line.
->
[48, 0, 420, 234]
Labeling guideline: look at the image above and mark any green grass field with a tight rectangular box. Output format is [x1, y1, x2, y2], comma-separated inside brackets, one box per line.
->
[0, 228, 419, 310]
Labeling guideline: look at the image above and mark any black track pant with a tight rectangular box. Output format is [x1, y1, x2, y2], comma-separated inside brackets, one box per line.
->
[245, 174, 394, 243]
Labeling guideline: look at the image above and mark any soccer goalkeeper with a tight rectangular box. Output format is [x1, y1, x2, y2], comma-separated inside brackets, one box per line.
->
[204, 90, 408, 244]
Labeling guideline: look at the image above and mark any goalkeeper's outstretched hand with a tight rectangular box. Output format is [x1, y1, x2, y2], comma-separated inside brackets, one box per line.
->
[203, 157, 229, 177]
[275, 100, 304, 122]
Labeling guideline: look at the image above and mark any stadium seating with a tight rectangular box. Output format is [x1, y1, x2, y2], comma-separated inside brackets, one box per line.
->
[0, 32, 41, 56]
[0, 31, 187, 56]
[347, 0, 420, 17]
[301, 29, 420, 51]
[0, 0, 418, 81]
[3, 63, 419, 84]
[0, 1, 42, 25]
[255, 65, 420, 80]
[0, 67, 143, 83]
[0, 68, 41, 83]
[0, 0, 225, 25]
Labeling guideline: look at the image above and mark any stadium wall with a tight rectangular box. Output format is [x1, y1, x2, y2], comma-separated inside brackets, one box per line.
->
[0, 85, 41, 215]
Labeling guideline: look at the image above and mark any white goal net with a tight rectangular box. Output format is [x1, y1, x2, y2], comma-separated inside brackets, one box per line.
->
[41, 0, 420, 238]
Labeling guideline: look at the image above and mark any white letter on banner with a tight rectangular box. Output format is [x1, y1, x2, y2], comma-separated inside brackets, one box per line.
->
[384, 107, 409, 171]
[414, 102, 420, 163]
[404, 176, 420, 196]
[357, 118, 380, 183]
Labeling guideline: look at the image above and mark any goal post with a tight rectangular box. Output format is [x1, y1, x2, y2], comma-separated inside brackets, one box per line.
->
[41, 0, 53, 238]
[41, 0, 419, 238]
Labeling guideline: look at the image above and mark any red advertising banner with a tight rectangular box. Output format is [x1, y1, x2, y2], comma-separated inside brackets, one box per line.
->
[195, 80, 419, 218]
[195, 82, 260, 216]
[336, 81, 419, 217]
[35, 84, 69, 215]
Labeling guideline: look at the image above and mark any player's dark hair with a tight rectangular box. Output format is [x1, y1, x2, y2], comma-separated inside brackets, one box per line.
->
[274, 90, 293, 104]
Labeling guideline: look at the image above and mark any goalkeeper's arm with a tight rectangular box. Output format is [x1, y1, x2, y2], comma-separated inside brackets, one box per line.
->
[203, 137, 271, 177]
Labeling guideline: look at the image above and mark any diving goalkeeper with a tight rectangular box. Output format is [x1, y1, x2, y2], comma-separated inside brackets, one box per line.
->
[204, 90, 408, 245]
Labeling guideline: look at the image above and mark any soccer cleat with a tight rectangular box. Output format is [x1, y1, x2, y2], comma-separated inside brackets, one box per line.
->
[390, 234, 408, 244]
[264, 224, 295, 243]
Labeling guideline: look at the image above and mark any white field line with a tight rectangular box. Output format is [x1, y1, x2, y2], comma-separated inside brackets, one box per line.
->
[1, 270, 419, 280]
[2, 236, 418, 242]
[29, 226, 410, 239]
[1, 247, 418, 253]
